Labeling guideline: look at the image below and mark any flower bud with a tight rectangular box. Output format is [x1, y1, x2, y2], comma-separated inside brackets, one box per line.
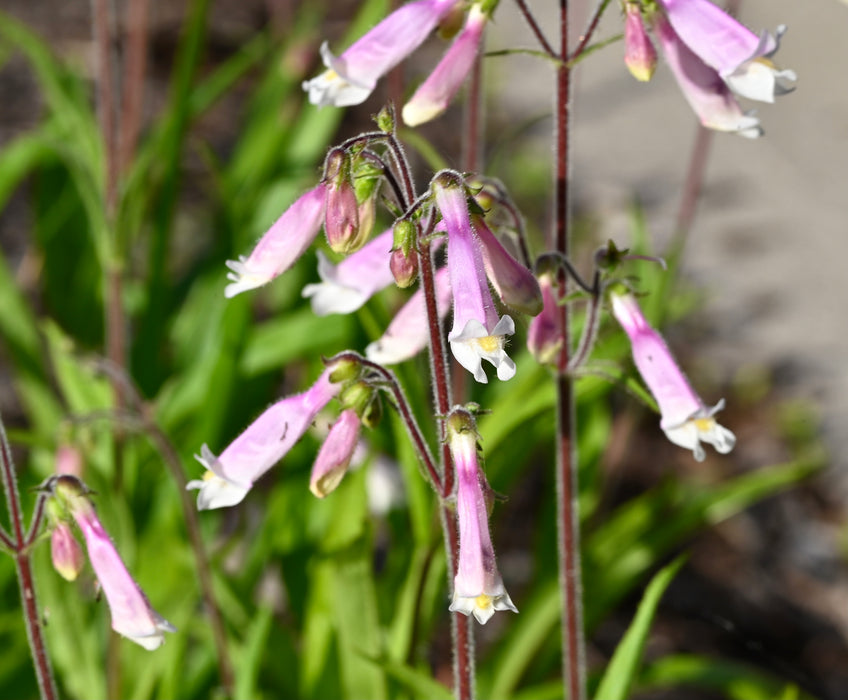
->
[324, 149, 362, 254]
[326, 356, 362, 384]
[391, 219, 419, 288]
[310, 409, 361, 498]
[51, 522, 85, 582]
[527, 272, 564, 366]
[624, 3, 657, 82]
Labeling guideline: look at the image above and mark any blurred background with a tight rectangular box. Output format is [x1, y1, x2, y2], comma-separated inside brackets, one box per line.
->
[0, 0, 847, 698]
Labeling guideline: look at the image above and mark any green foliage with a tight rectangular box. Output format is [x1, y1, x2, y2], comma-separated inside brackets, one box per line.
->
[0, 1, 820, 699]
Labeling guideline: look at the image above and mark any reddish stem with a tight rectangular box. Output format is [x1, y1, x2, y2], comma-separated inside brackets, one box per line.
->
[0, 419, 57, 700]
[554, 2, 587, 699]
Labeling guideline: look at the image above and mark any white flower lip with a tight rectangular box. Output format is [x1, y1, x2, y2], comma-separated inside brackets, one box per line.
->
[449, 316, 516, 384]
[186, 444, 252, 510]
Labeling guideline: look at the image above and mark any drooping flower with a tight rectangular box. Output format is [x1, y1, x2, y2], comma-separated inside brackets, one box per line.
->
[611, 291, 736, 461]
[474, 217, 542, 316]
[54, 477, 176, 650]
[527, 271, 563, 366]
[365, 266, 452, 365]
[187, 369, 339, 509]
[302, 228, 395, 315]
[657, 0, 795, 103]
[654, 14, 762, 138]
[624, 2, 657, 82]
[447, 410, 517, 624]
[402, 3, 489, 126]
[310, 409, 362, 498]
[435, 173, 515, 383]
[225, 185, 326, 298]
[303, 0, 461, 108]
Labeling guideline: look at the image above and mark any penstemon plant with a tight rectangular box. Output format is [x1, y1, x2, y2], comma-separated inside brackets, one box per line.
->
[0, 0, 812, 699]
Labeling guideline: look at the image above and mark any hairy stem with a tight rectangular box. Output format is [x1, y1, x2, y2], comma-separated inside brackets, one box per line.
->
[386, 131, 473, 698]
[513, 0, 556, 57]
[554, 2, 587, 699]
[0, 417, 57, 700]
[570, 0, 613, 62]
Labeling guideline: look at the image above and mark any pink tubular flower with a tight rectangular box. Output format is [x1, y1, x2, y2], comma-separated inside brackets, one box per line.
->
[402, 3, 488, 126]
[527, 272, 563, 366]
[474, 217, 542, 317]
[303, 0, 461, 108]
[366, 266, 452, 365]
[310, 409, 361, 498]
[187, 369, 339, 509]
[225, 185, 326, 298]
[58, 481, 176, 650]
[611, 291, 736, 461]
[435, 175, 516, 383]
[624, 2, 657, 82]
[447, 411, 517, 624]
[657, 0, 795, 103]
[302, 228, 395, 315]
[655, 15, 762, 138]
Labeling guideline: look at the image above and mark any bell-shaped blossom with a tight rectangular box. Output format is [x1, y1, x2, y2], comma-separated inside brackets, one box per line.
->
[402, 3, 488, 126]
[447, 411, 517, 624]
[474, 217, 542, 316]
[365, 267, 452, 365]
[310, 409, 362, 498]
[657, 0, 795, 103]
[527, 272, 564, 366]
[60, 482, 175, 650]
[655, 15, 762, 138]
[302, 229, 395, 315]
[51, 522, 85, 582]
[187, 369, 339, 509]
[303, 0, 461, 108]
[225, 185, 326, 298]
[435, 176, 515, 383]
[624, 2, 657, 82]
[611, 291, 736, 461]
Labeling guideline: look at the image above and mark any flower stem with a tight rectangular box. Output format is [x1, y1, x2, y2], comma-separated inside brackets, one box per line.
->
[513, 0, 556, 57]
[569, 0, 613, 63]
[0, 416, 57, 700]
[554, 1, 587, 699]
[385, 130, 474, 699]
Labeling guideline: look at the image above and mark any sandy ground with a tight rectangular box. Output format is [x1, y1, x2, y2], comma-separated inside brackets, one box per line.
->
[489, 0, 848, 477]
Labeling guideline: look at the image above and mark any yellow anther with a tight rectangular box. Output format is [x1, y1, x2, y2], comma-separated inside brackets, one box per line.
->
[475, 594, 493, 610]
[476, 335, 501, 353]
[693, 417, 715, 432]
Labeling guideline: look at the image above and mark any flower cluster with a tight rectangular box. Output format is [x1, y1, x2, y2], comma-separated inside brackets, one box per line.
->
[623, 0, 796, 136]
[303, 0, 494, 127]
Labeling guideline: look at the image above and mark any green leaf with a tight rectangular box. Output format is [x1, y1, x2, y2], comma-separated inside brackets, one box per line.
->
[594, 556, 685, 700]
[379, 660, 453, 700]
[637, 654, 813, 700]
[240, 308, 356, 377]
[234, 605, 274, 700]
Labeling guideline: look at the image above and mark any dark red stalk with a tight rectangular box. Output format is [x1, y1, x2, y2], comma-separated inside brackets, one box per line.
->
[553, 0, 587, 698]
[0, 418, 57, 700]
